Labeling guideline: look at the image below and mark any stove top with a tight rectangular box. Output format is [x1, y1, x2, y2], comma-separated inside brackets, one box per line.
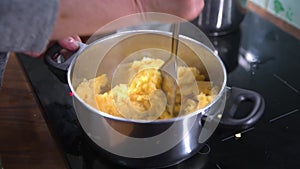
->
[18, 12, 300, 169]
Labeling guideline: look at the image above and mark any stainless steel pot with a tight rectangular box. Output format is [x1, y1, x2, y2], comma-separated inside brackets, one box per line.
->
[45, 30, 264, 168]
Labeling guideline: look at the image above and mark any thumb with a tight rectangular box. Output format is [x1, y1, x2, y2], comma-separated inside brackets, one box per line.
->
[57, 36, 82, 51]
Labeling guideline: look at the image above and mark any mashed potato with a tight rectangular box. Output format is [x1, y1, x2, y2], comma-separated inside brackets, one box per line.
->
[76, 57, 217, 120]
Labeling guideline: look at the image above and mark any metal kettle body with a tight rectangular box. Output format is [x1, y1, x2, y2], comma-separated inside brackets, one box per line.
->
[198, 0, 247, 36]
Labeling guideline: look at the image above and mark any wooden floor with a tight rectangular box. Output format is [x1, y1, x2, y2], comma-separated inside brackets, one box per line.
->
[0, 54, 68, 169]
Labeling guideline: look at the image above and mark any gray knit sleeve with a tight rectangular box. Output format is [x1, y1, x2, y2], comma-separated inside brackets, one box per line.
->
[0, 0, 58, 53]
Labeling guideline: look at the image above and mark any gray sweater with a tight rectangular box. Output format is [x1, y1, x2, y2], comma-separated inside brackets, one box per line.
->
[0, 0, 58, 87]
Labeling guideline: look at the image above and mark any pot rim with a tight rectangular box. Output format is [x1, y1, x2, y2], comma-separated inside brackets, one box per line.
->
[67, 30, 227, 124]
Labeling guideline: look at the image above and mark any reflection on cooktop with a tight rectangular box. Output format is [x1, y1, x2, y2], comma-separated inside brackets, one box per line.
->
[208, 28, 241, 74]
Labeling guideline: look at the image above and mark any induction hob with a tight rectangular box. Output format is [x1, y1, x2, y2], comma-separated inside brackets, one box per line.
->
[18, 12, 300, 169]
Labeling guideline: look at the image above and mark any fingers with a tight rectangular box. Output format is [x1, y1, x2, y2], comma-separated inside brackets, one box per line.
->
[23, 36, 82, 58]
[23, 51, 42, 58]
[72, 35, 82, 42]
[57, 35, 82, 51]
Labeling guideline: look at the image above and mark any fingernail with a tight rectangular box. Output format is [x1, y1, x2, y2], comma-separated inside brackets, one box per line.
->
[67, 37, 78, 50]
[67, 37, 75, 43]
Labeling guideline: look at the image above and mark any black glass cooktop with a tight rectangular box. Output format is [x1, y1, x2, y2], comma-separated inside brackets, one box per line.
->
[18, 12, 300, 169]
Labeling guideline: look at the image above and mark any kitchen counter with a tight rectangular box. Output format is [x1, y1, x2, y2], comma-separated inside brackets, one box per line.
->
[0, 54, 68, 169]
[247, 2, 300, 40]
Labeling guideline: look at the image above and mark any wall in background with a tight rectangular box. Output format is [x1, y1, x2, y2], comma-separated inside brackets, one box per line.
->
[250, 0, 300, 29]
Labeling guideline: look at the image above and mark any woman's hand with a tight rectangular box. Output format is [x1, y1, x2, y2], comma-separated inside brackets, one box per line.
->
[25, 0, 204, 55]
[52, 0, 204, 40]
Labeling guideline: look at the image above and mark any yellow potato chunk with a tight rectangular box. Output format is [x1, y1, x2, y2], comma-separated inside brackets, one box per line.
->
[76, 57, 217, 120]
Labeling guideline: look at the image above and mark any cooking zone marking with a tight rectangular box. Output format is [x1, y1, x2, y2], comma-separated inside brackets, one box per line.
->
[273, 74, 299, 93]
[198, 144, 211, 155]
[221, 127, 255, 142]
[269, 109, 299, 123]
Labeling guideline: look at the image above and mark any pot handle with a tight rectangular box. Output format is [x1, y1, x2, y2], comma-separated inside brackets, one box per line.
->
[220, 87, 265, 129]
[44, 42, 87, 83]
